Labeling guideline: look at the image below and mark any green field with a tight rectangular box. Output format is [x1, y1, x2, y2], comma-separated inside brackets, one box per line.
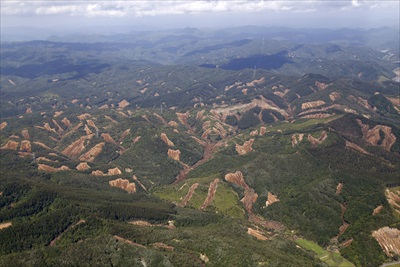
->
[296, 238, 354, 267]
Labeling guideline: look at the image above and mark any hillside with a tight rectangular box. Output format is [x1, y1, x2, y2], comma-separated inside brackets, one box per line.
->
[0, 27, 399, 267]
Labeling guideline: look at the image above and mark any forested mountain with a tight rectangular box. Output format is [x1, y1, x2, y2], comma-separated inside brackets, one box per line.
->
[0, 26, 399, 267]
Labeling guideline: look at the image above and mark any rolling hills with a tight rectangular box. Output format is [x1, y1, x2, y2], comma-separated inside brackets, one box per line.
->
[0, 26, 399, 267]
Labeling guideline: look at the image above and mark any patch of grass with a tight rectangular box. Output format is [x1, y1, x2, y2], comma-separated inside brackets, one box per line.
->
[153, 176, 245, 219]
[296, 238, 354, 267]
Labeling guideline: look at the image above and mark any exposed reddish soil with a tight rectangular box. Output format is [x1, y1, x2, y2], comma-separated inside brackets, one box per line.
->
[260, 127, 267, 136]
[214, 122, 227, 138]
[235, 139, 254, 155]
[301, 100, 326, 110]
[109, 178, 136, 193]
[61, 117, 72, 128]
[387, 97, 400, 107]
[176, 112, 190, 127]
[62, 134, 94, 158]
[37, 157, 57, 163]
[20, 140, 31, 152]
[129, 219, 175, 229]
[372, 227, 400, 257]
[77, 113, 91, 121]
[33, 141, 52, 150]
[25, 107, 32, 114]
[91, 167, 122, 176]
[337, 203, 349, 238]
[101, 133, 117, 144]
[298, 104, 355, 117]
[21, 129, 30, 139]
[192, 136, 207, 146]
[349, 95, 372, 111]
[308, 131, 327, 146]
[179, 183, 199, 207]
[212, 96, 288, 119]
[174, 141, 221, 185]
[201, 128, 212, 140]
[315, 81, 331, 90]
[242, 88, 248, 95]
[301, 113, 334, 119]
[265, 192, 280, 207]
[0, 140, 19, 150]
[99, 104, 108, 110]
[291, 134, 304, 147]
[336, 183, 343, 195]
[168, 121, 179, 128]
[133, 136, 141, 144]
[161, 133, 175, 147]
[329, 92, 341, 102]
[372, 205, 384, 216]
[76, 162, 91, 171]
[86, 119, 98, 129]
[250, 130, 258, 136]
[52, 119, 64, 134]
[153, 113, 167, 125]
[114, 235, 145, 248]
[246, 77, 265, 87]
[118, 111, 128, 118]
[53, 111, 63, 118]
[196, 110, 205, 120]
[0, 222, 12, 230]
[43, 122, 58, 134]
[386, 189, 400, 214]
[168, 149, 181, 161]
[241, 188, 258, 216]
[200, 178, 219, 210]
[225, 171, 284, 230]
[357, 120, 396, 151]
[0, 122, 7, 131]
[108, 167, 122, 175]
[105, 115, 119, 124]
[38, 164, 70, 172]
[84, 124, 92, 135]
[345, 140, 372, 155]
[118, 100, 130, 108]
[225, 171, 249, 189]
[340, 239, 353, 248]
[247, 227, 268, 240]
[120, 129, 131, 143]
[78, 142, 105, 162]
[133, 175, 148, 192]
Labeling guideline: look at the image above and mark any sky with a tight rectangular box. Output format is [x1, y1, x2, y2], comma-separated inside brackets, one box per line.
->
[1, 0, 399, 36]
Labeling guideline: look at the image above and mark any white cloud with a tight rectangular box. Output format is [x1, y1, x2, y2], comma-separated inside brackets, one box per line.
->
[1, 0, 398, 29]
[5, 0, 391, 18]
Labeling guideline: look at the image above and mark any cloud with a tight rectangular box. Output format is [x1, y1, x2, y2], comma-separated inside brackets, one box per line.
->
[3, 0, 397, 18]
[1, 0, 398, 29]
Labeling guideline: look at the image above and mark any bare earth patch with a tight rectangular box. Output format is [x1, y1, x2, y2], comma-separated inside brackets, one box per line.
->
[161, 133, 175, 147]
[247, 227, 268, 240]
[200, 178, 219, 210]
[0, 222, 12, 230]
[235, 139, 254, 155]
[179, 183, 199, 207]
[372, 227, 400, 257]
[109, 178, 136, 193]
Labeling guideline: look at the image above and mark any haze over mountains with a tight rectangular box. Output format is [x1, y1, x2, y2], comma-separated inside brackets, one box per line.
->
[0, 22, 399, 267]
